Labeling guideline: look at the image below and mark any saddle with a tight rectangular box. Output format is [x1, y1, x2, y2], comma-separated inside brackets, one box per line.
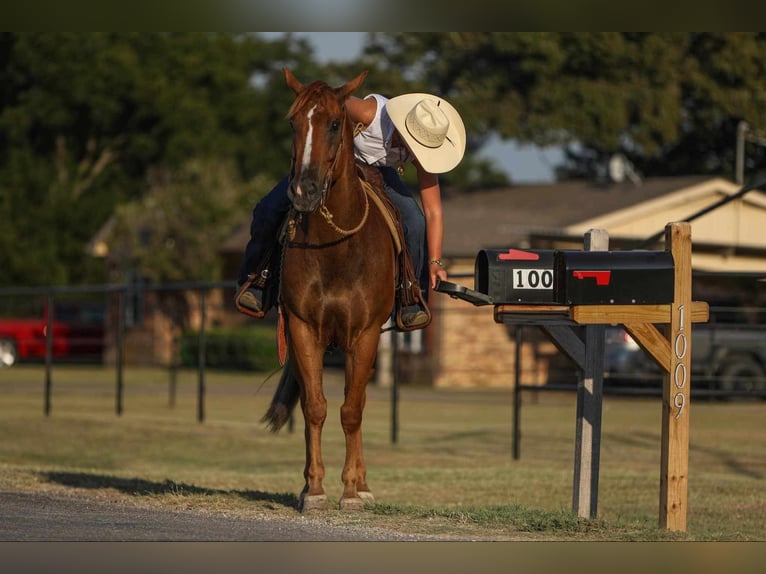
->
[355, 163, 430, 331]
[235, 162, 431, 332]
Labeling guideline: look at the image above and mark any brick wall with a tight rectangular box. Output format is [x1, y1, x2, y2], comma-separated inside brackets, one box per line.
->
[431, 266, 555, 389]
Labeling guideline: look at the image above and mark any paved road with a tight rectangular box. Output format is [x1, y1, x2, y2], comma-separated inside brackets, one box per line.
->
[0, 491, 434, 541]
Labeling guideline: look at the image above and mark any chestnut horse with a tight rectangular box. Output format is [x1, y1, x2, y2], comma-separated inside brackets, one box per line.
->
[262, 69, 396, 512]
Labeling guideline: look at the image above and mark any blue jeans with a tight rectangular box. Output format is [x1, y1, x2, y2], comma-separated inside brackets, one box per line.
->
[237, 176, 291, 285]
[378, 167, 429, 297]
[238, 168, 428, 296]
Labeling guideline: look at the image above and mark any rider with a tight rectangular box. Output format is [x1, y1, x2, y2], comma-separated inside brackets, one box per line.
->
[236, 91, 466, 328]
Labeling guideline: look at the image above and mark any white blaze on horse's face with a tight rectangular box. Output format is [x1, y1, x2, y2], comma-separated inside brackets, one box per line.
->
[289, 103, 327, 213]
[299, 105, 317, 180]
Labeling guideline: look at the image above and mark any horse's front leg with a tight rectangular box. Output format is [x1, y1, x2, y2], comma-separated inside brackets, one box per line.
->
[339, 327, 380, 510]
[288, 318, 328, 512]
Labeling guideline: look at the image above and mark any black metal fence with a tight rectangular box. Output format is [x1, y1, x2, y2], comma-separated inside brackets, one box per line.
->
[2, 279, 764, 433]
[0, 280, 238, 422]
[0, 280, 407, 443]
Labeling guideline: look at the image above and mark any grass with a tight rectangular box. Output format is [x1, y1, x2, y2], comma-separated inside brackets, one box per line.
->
[0, 363, 764, 540]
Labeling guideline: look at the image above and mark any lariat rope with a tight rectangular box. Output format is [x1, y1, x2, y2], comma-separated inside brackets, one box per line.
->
[318, 179, 370, 236]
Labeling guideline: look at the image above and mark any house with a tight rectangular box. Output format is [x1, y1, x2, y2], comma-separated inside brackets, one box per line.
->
[95, 175, 766, 379]
[428, 176, 766, 389]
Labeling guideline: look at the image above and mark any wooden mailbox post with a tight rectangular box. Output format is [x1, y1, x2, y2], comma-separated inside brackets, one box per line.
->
[493, 222, 708, 531]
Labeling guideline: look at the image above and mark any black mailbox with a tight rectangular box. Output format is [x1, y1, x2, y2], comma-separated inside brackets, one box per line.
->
[475, 248, 557, 304]
[554, 250, 675, 305]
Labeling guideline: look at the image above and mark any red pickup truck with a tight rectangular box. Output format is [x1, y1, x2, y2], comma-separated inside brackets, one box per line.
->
[0, 303, 105, 368]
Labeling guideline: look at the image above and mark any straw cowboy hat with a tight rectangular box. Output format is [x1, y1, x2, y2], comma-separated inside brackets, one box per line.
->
[386, 93, 466, 174]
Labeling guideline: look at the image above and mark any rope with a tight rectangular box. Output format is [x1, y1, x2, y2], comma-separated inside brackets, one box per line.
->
[319, 179, 370, 236]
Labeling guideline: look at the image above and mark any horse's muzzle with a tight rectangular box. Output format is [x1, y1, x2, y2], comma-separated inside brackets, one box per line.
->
[288, 177, 322, 213]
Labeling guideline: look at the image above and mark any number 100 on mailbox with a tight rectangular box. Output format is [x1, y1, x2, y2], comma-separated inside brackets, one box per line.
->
[475, 248, 557, 304]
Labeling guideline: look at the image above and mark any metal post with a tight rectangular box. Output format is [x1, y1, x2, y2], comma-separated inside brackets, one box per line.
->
[736, 121, 748, 185]
[197, 289, 207, 423]
[44, 294, 53, 417]
[512, 326, 523, 460]
[376, 323, 393, 388]
[116, 289, 125, 416]
[391, 330, 399, 444]
[168, 335, 177, 408]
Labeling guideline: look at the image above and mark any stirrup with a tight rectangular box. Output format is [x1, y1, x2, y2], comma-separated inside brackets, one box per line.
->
[395, 300, 431, 332]
[235, 273, 266, 318]
[400, 306, 430, 329]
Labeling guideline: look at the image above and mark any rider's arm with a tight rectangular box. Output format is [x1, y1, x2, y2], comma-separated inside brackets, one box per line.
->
[345, 96, 376, 129]
[414, 162, 448, 289]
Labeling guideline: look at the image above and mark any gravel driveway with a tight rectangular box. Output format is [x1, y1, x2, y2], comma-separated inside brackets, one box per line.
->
[0, 490, 452, 541]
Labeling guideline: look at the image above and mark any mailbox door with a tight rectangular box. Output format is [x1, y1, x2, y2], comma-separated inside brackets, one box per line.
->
[475, 248, 556, 304]
[555, 250, 675, 305]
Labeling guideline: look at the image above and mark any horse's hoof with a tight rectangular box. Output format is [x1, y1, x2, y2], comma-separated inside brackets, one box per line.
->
[300, 494, 328, 512]
[357, 490, 375, 503]
[339, 496, 365, 511]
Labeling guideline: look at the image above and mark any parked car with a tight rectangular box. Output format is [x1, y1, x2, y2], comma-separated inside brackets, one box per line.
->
[0, 302, 105, 368]
[604, 322, 766, 399]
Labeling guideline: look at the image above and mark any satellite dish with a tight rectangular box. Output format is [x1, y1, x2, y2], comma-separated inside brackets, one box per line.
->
[608, 153, 642, 185]
[608, 154, 626, 183]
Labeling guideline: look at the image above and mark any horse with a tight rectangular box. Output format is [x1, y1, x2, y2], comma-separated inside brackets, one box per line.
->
[261, 69, 397, 512]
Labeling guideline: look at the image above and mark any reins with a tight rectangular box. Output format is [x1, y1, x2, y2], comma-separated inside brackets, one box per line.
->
[319, 110, 347, 202]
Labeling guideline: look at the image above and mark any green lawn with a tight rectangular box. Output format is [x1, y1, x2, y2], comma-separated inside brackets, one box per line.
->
[0, 364, 763, 540]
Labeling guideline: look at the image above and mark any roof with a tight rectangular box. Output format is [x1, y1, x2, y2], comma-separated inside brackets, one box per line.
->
[218, 174, 766, 265]
[441, 175, 711, 257]
[219, 176, 711, 258]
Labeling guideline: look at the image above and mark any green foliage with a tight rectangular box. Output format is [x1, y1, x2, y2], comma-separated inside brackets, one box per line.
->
[108, 158, 274, 283]
[0, 32, 311, 287]
[179, 324, 280, 372]
[363, 32, 766, 181]
[4, 32, 766, 288]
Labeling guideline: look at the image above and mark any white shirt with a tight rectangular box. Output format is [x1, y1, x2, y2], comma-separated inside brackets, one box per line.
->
[353, 94, 413, 168]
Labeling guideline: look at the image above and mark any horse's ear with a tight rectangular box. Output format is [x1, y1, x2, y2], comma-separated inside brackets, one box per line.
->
[336, 70, 368, 101]
[284, 68, 304, 94]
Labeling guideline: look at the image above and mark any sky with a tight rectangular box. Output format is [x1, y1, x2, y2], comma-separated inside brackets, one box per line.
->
[264, 32, 562, 183]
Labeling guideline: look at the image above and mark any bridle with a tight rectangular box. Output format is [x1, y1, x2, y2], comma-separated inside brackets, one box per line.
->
[288, 102, 369, 239]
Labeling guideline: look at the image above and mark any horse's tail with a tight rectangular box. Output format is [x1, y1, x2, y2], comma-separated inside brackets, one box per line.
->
[261, 364, 300, 432]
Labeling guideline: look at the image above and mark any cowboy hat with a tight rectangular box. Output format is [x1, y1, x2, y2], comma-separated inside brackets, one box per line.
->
[386, 93, 466, 174]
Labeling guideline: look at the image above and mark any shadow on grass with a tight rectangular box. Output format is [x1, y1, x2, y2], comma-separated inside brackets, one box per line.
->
[608, 430, 763, 480]
[40, 471, 300, 509]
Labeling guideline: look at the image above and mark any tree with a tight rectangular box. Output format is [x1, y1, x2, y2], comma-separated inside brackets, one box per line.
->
[361, 33, 766, 182]
[109, 158, 271, 284]
[650, 33, 766, 180]
[0, 32, 314, 287]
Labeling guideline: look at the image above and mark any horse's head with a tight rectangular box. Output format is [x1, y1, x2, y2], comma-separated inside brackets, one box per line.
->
[284, 69, 367, 213]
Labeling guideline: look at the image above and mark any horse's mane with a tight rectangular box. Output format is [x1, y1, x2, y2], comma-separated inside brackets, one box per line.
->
[286, 80, 334, 119]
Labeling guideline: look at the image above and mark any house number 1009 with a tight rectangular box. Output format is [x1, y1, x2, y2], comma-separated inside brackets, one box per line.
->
[672, 304, 687, 420]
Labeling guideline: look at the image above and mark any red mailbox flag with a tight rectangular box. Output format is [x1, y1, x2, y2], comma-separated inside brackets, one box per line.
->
[498, 249, 540, 261]
[572, 270, 612, 286]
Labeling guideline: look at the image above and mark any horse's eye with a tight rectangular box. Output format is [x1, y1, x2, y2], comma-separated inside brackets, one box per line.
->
[330, 119, 341, 132]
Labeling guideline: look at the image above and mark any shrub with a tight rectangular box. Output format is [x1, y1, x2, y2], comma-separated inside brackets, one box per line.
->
[179, 325, 281, 371]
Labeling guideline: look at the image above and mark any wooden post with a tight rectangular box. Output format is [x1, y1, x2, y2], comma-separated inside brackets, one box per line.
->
[660, 222, 692, 531]
[495, 221, 706, 531]
[572, 229, 608, 519]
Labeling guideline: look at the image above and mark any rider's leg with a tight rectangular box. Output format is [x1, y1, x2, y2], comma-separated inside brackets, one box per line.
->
[236, 176, 291, 313]
[378, 167, 429, 327]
